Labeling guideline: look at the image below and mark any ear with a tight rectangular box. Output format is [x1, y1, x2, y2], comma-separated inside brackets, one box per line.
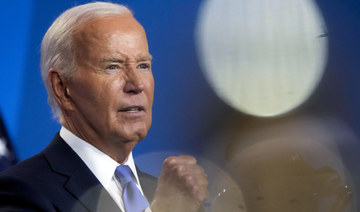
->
[48, 68, 75, 111]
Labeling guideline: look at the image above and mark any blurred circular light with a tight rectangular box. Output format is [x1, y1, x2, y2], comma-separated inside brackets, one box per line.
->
[196, 0, 328, 117]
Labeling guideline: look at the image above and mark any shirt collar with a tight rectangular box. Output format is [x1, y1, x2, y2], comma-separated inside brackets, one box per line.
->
[59, 126, 141, 188]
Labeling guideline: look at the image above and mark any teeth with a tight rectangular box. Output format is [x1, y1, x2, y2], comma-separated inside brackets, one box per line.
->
[127, 107, 140, 112]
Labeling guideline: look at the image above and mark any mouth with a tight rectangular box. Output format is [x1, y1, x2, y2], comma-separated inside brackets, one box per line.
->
[119, 106, 145, 113]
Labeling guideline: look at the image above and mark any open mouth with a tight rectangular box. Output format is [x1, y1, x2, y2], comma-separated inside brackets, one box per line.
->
[119, 106, 144, 113]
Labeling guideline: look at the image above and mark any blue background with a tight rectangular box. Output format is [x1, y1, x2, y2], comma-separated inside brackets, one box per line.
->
[1, 0, 360, 196]
[0, 0, 223, 159]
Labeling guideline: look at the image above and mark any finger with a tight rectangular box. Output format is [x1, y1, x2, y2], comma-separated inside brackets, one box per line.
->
[183, 175, 209, 202]
[179, 164, 206, 175]
[165, 165, 206, 185]
[183, 174, 208, 188]
[177, 155, 197, 164]
[162, 156, 199, 177]
[193, 186, 209, 203]
[163, 155, 197, 167]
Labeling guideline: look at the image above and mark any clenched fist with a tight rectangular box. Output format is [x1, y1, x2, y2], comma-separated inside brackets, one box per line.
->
[150, 155, 209, 212]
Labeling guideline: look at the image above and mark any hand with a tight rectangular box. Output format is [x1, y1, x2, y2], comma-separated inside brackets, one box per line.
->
[150, 155, 208, 212]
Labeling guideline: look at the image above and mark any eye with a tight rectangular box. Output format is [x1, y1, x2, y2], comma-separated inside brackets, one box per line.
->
[138, 63, 150, 70]
[106, 64, 120, 70]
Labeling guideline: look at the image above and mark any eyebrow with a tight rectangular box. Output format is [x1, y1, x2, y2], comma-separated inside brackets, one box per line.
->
[138, 54, 153, 62]
[100, 55, 152, 63]
[100, 58, 126, 63]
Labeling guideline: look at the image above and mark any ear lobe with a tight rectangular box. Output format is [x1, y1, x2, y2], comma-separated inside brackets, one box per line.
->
[48, 68, 75, 111]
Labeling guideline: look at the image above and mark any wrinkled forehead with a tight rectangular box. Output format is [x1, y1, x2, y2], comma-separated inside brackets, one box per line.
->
[73, 13, 145, 42]
[72, 14, 149, 63]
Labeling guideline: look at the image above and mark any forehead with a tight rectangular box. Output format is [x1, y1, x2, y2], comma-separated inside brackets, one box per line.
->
[78, 14, 143, 34]
[73, 14, 149, 61]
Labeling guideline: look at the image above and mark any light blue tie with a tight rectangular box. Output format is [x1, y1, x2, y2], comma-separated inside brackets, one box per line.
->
[115, 165, 149, 212]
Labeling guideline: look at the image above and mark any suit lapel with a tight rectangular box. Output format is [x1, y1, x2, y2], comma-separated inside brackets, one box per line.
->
[137, 167, 157, 203]
[42, 134, 120, 212]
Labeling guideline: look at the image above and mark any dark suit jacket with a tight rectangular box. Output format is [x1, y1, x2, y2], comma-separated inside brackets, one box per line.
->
[0, 133, 157, 212]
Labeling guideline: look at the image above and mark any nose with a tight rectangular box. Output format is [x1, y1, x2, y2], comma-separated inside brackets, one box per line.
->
[123, 67, 144, 94]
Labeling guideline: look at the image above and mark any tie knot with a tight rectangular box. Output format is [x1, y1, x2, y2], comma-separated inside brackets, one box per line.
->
[115, 165, 134, 185]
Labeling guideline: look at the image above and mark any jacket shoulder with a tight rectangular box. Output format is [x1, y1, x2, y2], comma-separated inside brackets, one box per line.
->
[0, 175, 56, 211]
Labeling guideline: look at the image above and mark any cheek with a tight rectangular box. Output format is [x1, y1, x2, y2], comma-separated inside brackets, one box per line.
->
[69, 80, 96, 105]
[145, 77, 155, 99]
[105, 79, 124, 100]
[70, 76, 112, 109]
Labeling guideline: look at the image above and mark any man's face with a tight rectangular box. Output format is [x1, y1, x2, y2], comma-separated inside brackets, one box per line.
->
[65, 14, 154, 147]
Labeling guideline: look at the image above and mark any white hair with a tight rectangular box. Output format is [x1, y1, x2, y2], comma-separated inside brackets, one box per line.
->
[40, 2, 132, 119]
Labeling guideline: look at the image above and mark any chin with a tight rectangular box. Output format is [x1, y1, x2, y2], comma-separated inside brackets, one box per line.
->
[134, 130, 147, 142]
[113, 121, 151, 143]
[118, 129, 148, 143]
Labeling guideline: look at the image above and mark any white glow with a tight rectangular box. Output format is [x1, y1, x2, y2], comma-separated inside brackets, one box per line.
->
[196, 0, 328, 117]
[0, 137, 9, 157]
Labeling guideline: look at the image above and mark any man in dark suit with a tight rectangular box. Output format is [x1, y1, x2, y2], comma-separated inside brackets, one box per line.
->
[0, 2, 208, 212]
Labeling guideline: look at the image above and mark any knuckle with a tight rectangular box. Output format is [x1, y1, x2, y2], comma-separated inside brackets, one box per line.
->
[176, 164, 185, 174]
[184, 175, 193, 184]
[163, 156, 177, 167]
[191, 185, 208, 202]
[179, 155, 197, 163]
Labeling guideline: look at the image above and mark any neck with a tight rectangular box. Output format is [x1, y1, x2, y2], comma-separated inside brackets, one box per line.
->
[60, 114, 136, 164]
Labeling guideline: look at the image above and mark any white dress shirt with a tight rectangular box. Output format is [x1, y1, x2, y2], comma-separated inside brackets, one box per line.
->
[60, 126, 151, 212]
